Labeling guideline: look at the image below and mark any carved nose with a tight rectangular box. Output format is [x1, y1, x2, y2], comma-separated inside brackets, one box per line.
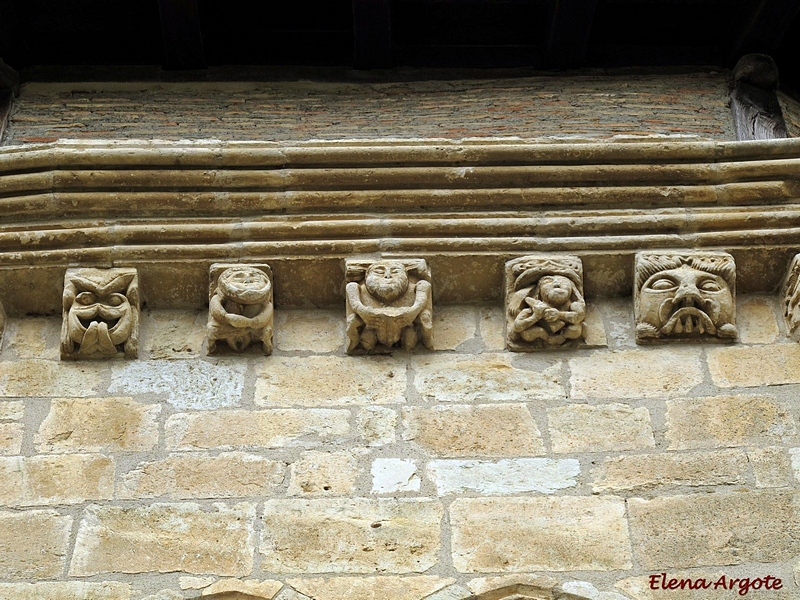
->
[674, 283, 701, 306]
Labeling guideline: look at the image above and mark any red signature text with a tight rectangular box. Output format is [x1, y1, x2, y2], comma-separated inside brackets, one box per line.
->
[648, 573, 782, 596]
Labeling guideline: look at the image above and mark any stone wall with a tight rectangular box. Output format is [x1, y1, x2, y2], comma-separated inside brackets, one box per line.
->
[3, 73, 735, 145]
[1, 295, 799, 600]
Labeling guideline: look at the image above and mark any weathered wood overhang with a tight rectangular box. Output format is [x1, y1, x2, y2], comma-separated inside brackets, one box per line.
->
[1, 137, 800, 313]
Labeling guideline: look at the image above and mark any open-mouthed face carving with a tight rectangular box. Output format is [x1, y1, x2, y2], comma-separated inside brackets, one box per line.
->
[365, 261, 409, 303]
[218, 266, 271, 304]
[638, 263, 734, 338]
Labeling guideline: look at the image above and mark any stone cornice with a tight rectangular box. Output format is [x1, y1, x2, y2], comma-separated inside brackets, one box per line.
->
[1, 137, 800, 313]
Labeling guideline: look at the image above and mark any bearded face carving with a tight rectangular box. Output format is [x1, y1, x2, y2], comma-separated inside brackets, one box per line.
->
[505, 255, 586, 350]
[207, 264, 274, 354]
[61, 268, 139, 359]
[345, 258, 433, 354]
[634, 251, 737, 344]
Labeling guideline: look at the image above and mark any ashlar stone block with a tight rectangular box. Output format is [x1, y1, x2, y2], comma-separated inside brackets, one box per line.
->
[207, 263, 273, 355]
[345, 258, 433, 354]
[260, 499, 442, 573]
[451, 496, 632, 572]
[505, 255, 586, 350]
[634, 251, 737, 344]
[69, 502, 256, 577]
[61, 268, 140, 359]
[0, 510, 72, 579]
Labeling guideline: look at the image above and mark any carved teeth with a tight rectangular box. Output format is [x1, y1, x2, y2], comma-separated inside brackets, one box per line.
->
[674, 318, 683, 334]
[684, 315, 693, 333]
[698, 320, 705, 334]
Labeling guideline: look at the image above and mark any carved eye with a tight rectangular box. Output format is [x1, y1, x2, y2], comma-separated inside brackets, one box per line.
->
[75, 292, 96, 305]
[698, 279, 722, 292]
[647, 278, 677, 291]
[105, 293, 125, 307]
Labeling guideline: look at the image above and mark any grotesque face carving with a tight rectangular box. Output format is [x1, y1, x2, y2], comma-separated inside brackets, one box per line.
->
[505, 255, 587, 351]
[365, 261, 409, 304]
[345, 258, 433, 354]
[61, 268, 139, 359]
[207, 264, 274, 355]
[218, 267, 271, 305]
[635, 252, 737, 343]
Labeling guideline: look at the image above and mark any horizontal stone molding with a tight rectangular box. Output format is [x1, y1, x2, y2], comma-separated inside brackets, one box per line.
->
[2, 138, 800, 311]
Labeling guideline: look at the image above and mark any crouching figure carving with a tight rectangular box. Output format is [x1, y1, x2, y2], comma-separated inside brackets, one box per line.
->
[345, 258, 433, 354]
[635, 251, 737, 344]
[207, 264, 273, 355]
[61, 268, 140, 359]
[505, 255, 586, 350]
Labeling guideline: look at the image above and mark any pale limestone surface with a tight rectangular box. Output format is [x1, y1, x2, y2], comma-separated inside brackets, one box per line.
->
[0, 359, 103, 397]
[0, 582, 132, 600]
[143, 309, 206, 359]
[286, 576, 454, 600]
[118, 452, 285, 499]
[789, 448, 800, 482]
[466, 574, 560, 596]
[109, 360, 247, 410]
[548, 403, 655, 453]
[427, 458, 579, 495]
[569, 349, 704, 399]
[749, 447, 795, 488]
[275, 309, 344, 352]
[402, 404, 544, 457]
[432, 305, 477, 350]
[69, 503, 256, 577]
[0, 454, 115, 506]
[371, 458, 421, 494]
[288, 451, 360, 496]
[707, 344, 800, 387]
[591, 450, 748, 492]
[451, 496, 631, 572]
[412, 354, 563, 402]
[736, 296, 779, 344]
[0, 421, 23, 454]
[356, 406, 397, 446]
[627, 491, 800, 568]
[3, 317, 60, 359]
[260, 499, 443, 573]
[254, 356, 405, 406]
[478, 307, 506, 351]
[200, 579, 284, 598]
[35, 397, 160, 453]
[0, 510, 72, 579]
[665, 395, 796, 449]
[0, 399, 23, 420]
[165, 409, 351, 450]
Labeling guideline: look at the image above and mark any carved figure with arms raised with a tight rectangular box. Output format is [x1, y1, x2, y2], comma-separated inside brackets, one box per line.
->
[345, 258, 433, 354]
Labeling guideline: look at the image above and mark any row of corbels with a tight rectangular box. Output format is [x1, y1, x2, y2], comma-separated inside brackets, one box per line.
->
[1, 250, 799, 359]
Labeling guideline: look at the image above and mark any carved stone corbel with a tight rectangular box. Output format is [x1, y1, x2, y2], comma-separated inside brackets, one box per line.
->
[0, 300, 6, 352]
[730, 54, 788, 141]
[345, 258, 433, 354]
[505, 255, 587, 351]
[634, 251, 737, 344]
[61, 268, 140, 359]
[207, 264, 274, 355]
[781, 254, 800, 341]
